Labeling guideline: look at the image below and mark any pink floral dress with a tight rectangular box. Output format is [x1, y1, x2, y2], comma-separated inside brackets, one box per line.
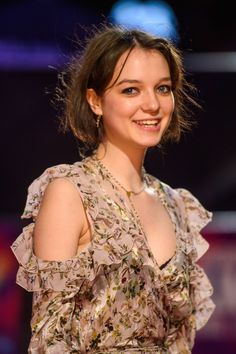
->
[11, 156, 215, 353]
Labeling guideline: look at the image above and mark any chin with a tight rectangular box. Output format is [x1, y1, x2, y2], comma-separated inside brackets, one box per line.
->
[143, 137, 163, 148]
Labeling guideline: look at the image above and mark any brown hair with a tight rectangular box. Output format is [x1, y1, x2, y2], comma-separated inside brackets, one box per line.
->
[56, 24, 198, 155]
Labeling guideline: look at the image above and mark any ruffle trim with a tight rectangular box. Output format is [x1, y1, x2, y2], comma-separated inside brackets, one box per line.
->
[174, 188, 215, 330]
[10, 223, 96, 292]
[10, 222, 156, 292]
[21, 164, 81, 220]
[176, 188, 213, 262]
[190, 263, 216, 330]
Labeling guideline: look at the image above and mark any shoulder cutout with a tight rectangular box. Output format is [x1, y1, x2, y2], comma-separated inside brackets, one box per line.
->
[33, 177, 86, 261]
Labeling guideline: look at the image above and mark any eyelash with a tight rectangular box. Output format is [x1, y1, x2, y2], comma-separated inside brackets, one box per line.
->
[121, 85, 172, 95]
[121, 87, 138, 95]
[158, 85, 172, 94]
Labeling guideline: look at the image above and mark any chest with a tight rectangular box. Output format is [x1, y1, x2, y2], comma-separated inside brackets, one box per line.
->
[123, 189, 177, 267]
[78, 166, 180, 268]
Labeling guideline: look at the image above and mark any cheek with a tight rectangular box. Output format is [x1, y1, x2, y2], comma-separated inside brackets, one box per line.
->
[102, 97, 135, 119]
[101, 96, 119, 117]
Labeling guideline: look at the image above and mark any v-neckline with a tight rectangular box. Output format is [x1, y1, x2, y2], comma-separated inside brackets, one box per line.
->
[92, 156, 180, 273]
[125, 175, 180, 272]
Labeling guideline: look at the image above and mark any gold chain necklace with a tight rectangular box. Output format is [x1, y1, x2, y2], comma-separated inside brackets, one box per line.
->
[95, 157, 146, 200]
[94, 155, 148, 247]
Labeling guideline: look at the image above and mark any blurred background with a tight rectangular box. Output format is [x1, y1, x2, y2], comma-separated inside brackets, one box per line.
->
[0, 0, 235, 353]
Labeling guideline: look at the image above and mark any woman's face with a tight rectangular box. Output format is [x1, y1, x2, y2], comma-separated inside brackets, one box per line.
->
[88, 47, 175, 152]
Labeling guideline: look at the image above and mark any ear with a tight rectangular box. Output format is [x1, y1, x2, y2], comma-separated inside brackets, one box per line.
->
[86, 89, 103, 116]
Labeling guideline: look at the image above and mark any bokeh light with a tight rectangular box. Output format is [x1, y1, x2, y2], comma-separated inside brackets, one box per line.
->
[109, 0, 179, 42]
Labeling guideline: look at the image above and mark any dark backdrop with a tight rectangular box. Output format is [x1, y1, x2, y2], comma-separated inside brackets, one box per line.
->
[0, 2, 236, 354]
[1, 1, 236, 214]
[1, 70, 235, 214]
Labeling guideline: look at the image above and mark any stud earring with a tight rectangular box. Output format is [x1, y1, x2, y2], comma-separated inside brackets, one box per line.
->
[96, 115, 102, 128]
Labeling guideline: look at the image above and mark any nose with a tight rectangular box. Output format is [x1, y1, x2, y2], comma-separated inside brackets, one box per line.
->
[141, 91, 160, 112]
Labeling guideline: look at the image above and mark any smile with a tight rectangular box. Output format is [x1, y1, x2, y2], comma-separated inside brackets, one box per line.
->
[133, 119, 161, 127]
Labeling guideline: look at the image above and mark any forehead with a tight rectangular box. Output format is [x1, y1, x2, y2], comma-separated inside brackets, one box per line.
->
[112, 47, 170, 82]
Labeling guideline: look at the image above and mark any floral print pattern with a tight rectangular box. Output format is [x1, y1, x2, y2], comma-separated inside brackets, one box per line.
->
[11, 156, 215, 353]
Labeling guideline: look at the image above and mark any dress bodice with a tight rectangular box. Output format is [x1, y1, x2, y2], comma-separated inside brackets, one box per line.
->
[11, 156, 215, 353]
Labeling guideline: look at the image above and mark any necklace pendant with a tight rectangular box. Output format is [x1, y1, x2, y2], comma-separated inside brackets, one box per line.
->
[126, 190, 132, 199]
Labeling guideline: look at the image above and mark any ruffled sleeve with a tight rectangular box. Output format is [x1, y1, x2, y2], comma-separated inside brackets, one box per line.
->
[176, 188, 215, 330]
[10, 163, 95, 292]
[10, 222, 95, 293]
[10, 164, 92, 352]
[21, 163, 81, 220]
[176, 188, 212, 261]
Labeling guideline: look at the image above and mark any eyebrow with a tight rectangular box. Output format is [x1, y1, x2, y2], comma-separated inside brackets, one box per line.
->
[116, 77, 172, 86]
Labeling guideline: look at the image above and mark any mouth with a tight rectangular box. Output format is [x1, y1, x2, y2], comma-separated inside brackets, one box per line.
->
[133, 118, 161, 127]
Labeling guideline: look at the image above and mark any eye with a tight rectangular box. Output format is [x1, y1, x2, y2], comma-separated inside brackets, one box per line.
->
[158, 85, 172, 94]
[121, 87, 139, 95]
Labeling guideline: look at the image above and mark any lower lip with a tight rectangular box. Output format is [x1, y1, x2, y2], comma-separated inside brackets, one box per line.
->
[133, 122, 161, 132]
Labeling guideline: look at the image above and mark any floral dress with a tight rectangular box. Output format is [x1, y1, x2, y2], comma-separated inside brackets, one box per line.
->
[11, 156, 215, 353]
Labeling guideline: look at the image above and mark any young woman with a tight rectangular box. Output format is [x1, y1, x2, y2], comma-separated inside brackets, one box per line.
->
[11, 25, 215, 353]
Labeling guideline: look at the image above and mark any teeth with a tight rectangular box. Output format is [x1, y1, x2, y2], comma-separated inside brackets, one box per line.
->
[135, 120, 160, 126]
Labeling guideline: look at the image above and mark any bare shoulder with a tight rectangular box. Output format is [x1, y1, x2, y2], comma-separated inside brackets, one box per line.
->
[33, 177, 86, 261]
[39, 177, 83, 209]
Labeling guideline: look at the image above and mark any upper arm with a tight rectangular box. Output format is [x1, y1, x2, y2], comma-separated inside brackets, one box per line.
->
[33, 178, 86, 261]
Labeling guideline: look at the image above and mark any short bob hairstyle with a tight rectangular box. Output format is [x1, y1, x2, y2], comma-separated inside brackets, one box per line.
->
[57, 24, 197, 155]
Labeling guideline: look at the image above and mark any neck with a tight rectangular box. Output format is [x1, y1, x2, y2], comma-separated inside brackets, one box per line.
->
[96, 142, 146, 191]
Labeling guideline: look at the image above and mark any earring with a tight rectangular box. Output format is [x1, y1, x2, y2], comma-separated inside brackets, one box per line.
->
[96, 115, 102, 128]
